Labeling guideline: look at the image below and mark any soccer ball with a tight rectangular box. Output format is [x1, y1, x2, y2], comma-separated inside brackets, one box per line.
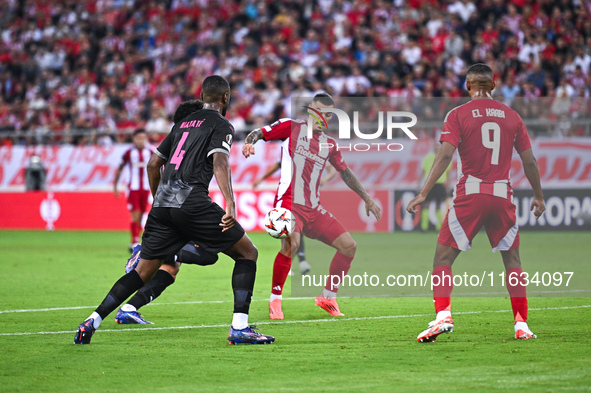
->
[264, 208, 295, 239]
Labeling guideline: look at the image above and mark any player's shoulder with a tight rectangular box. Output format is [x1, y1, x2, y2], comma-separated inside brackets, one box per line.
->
[443, 101, 472, 122]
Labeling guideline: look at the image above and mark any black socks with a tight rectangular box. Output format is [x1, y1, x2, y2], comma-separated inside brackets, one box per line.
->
[128, 270, 175, 310]
[231, 259, 257, 314]
[95, 270, 144, 319]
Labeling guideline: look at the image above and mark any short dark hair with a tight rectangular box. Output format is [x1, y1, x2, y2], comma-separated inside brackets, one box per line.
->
[312, 92, 334, 106]
[132, 128, 146, 136]
[173, 100, 204, 123]
[202, 75, 230, 102]
[466, 63, 493, 79]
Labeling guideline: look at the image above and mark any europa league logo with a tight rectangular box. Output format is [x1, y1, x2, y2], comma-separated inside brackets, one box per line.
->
[40, 193, 61, 230]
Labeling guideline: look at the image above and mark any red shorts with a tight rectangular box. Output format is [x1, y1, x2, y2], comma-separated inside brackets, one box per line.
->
[292, 204, 347, 246]
[127, 189, 151, 213]
[438, 194, 519, 252]
[274, 192, 291, 210]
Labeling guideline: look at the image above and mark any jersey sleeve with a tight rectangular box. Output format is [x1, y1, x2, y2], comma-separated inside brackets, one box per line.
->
[207, 121, 234, 157]
[328, 143, 348, 172]
[120, 150, 130, 167]
[440, 108, 461, 147]
[155, 129, 174, 161]
[514, 116, 532, 153]
[262, 118, 292, 141]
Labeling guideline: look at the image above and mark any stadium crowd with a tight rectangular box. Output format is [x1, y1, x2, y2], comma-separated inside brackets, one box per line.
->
[0, 0, 590, 146]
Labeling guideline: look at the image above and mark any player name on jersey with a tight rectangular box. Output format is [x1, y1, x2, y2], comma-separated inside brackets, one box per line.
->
[472, 108, 506, 118]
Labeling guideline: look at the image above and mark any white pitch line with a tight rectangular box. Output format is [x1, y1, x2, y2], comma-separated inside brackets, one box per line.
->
[1, 290, 589, 314]
[0, 304, 589, 337]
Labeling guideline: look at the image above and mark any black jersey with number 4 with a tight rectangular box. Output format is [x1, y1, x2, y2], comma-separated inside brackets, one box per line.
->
[153, 109, 234, 208]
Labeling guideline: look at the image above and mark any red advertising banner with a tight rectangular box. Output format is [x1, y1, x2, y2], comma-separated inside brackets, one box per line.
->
[0, 190, 392, 232]
[0, 192, 130, 230]
[2, 138, 590, 192]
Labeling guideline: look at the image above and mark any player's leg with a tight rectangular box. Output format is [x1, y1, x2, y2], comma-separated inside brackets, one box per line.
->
[269, 235, 293, 319]
[74, 257, 162, 344]
[224, 233, 275, 344]
[486, 196, 536, 339]
[116, 261, 181, 325]
[118, 241, 218, 323]
[297, 237, 311, 275]
[416, 242, 460, 343]
[500, 248, 535, 339]
[416, 195, 486, 343]
[312, 211, 352, 317]
[75, 208, 184, 344]
[127, 190, 143, 251]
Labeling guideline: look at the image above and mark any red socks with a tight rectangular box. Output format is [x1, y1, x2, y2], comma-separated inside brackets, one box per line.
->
[271, 252, 291, 295]
[432, 265, 453, 313]
[430, 265, 528, 324]
[324, 252, 354, 292]
[130, 222, 141, 244]
[506, 267, 528, 323]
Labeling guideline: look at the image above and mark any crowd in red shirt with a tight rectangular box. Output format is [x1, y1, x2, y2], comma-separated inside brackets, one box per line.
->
[0, 0, 590, 146]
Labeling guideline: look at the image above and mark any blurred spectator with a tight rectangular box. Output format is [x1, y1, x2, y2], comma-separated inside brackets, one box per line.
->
[0, 0, 588, 145]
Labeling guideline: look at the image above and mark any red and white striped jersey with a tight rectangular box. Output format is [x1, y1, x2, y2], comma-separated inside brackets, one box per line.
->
[262, 118, 348, 208]
[441, 99, 531, 200]
[120, 146, 154, 191]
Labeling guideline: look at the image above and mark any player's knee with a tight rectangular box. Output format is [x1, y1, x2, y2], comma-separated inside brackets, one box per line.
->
[136, 259, 161, 282]
[243, 242, 258, 261]
[160, 263, 180, 279]
[340, 239, 357, 257]
[501, 250, 521, 270]
[280, 238, 291, 256]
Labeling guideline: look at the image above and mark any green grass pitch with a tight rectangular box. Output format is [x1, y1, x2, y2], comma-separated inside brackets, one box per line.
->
[0, 230, 590, 392]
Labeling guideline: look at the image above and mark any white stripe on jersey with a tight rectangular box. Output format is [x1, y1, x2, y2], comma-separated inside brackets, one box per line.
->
[293, 127, 310, 206]
[277, 138, 291, 200]
[308, 132, 329, 207]
[128, 147, 151, 191]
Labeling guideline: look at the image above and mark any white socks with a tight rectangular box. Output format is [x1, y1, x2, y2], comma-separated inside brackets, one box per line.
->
[270, 294, 282, 301]
[515, 321, 530, 333]
[88, 312, 102, 329]
[232, 313, 249, 330]
[321, 289, 337, 299]
[436, 310, 452, 321]
[121, 304, 137, 312]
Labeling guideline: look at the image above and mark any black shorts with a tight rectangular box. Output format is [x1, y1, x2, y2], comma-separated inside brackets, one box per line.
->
[140, 201, 245, 261]
[425, 183, 447, 204]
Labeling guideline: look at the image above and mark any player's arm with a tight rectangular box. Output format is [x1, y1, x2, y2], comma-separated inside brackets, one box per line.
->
[519, 148, 545, 219]
[146, 153, 165, 198]
[242, 128, 264, 158]
[113, 163, 125, 198]
[213, 152, 237, 231]
[243, 119, 292, 158]
[407, 142, 456, 213]
[253, 161, 281, 190]
[339, 167, 382, 220]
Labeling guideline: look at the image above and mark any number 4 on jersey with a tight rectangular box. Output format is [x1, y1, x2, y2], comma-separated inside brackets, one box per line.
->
[170, 132, 189, 170]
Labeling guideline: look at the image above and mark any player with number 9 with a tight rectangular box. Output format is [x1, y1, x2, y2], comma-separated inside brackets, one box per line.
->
[406, 63, 546, 342]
